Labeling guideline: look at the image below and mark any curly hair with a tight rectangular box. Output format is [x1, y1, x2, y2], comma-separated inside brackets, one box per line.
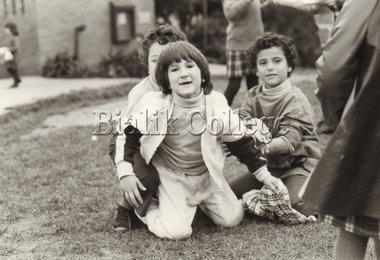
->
[5, 22, 19, 36]
[155, 41, 213, 95]
[247, 32, 299, 77]
[139, 25, 188, 67]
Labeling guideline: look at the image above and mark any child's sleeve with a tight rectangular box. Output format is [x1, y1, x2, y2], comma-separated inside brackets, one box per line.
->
[223, 136, 271, 182]
[110, 124, 142, 180]
[239, 91, 257, 121]
[275, 97, 315, 152]
[223, 0, 251, 21]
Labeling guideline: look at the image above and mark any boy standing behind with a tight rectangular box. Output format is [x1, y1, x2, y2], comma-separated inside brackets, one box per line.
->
[229, 32, 321, 217]
[109, 25, 187, 232]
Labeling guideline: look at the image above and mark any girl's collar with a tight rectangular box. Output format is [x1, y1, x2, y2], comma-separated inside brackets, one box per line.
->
[263, 79, 292, 96]
[171, 90, 204, 108]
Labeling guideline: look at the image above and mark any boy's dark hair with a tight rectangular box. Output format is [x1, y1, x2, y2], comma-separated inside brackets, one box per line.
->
[139, 25, 188, 67]
[155, 41, 213, 95]
[247, 32, 299, 77]
[5, 22, 19, 36]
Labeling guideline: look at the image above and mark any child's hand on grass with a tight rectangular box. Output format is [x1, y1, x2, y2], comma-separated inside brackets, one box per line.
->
[119, 175, 146, 208]
[262, 175, 286, 193]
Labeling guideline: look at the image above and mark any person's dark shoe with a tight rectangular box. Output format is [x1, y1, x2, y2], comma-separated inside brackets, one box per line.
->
[10, 79, 21, 88]
[112, 204, 132, 232]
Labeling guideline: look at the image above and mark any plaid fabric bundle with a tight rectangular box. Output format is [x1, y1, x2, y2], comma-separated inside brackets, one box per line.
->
[227, 50, 255, 78]
[242, 185, 317, 225]
[321, 215, 380, 239]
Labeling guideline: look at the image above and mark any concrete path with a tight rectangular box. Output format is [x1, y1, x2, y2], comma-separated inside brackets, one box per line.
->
[0, 64, 227, 116]
[0, 76, 140, 116]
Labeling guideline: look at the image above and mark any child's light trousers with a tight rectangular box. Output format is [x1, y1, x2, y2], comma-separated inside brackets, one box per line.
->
[137, 156, 244, 240]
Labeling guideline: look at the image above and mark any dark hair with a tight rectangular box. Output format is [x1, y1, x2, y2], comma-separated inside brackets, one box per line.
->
[155, 41, 213, 95]
[5, 22, 19, 36]
[139, 24, 188, 67]
[247, 32, 299, 77]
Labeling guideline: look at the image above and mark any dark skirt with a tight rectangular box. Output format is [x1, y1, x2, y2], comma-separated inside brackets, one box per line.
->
[321, 215, 380, 239]
[4, 51, 18, 70]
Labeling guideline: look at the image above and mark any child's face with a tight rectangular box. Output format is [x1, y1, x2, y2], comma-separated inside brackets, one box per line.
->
[256, 46, 291, 88]
[168, 59, 202, 99]
[148, 42, 168, 83]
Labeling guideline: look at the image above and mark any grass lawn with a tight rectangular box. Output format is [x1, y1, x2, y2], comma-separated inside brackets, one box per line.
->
[0, 69, 377, 259]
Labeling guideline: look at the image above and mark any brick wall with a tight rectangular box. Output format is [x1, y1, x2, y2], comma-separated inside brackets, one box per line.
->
[0, 0, 154, 77]
[0, 0, 40, 76]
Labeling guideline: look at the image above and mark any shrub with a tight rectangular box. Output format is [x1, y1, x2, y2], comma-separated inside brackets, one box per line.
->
[42, 49, 148, 79]
[187, 11, 227, 64]
[42, 52, 93, 78]
[97, 50, 148, 78]
[262, 5, 322, 67]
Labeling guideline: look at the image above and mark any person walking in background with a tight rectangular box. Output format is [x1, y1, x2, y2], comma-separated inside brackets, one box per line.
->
[221, 0, 264, 106]
[229, 32, 321, 217]
[3, 22, 22, 88]
[301, 0, 380, 258]
[109, 25, 188, 232]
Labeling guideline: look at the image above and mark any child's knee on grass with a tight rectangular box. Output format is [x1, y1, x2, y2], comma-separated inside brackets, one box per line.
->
[150, 221, 193, 240]
[209, 202, 244, 228]
[166, 226, 192, 240]
[218, 209, 244, 228]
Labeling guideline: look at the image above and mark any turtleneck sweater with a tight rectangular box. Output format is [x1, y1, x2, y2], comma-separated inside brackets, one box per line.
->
[157, 92, 208, 175]
[263, 78, 292, 97]
[262, 79, 295, 154]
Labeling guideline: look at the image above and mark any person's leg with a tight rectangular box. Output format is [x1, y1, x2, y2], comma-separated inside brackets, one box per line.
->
[139, 162, 196, 240]
[228, 171, 263, 199]
[334, 228, 369, 260]
[7, 67, 21, 88]
[224, 77, 242, 106]
[110, 130, 160, 231]
[281, 173, 317, 216]
[109, 131, 160, 215]
[112, 151, 160, 231]
[246, 74, 259, 90]
[132, 150, 160, 216]
[279, 160, 318, 216]
[200, 174, 244, 228]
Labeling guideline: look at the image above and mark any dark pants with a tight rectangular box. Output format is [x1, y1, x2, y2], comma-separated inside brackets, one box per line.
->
[7, 67, 21, 85]
[109, 133, 160, 217]
[128, 150, 160, 216]
[224, 74, 258, 106]
[228, 165, 316, 217]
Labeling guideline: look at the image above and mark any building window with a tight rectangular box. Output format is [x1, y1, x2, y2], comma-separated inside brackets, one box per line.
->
[3, 0, 25, 16]
[110, 2, 135, 44]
